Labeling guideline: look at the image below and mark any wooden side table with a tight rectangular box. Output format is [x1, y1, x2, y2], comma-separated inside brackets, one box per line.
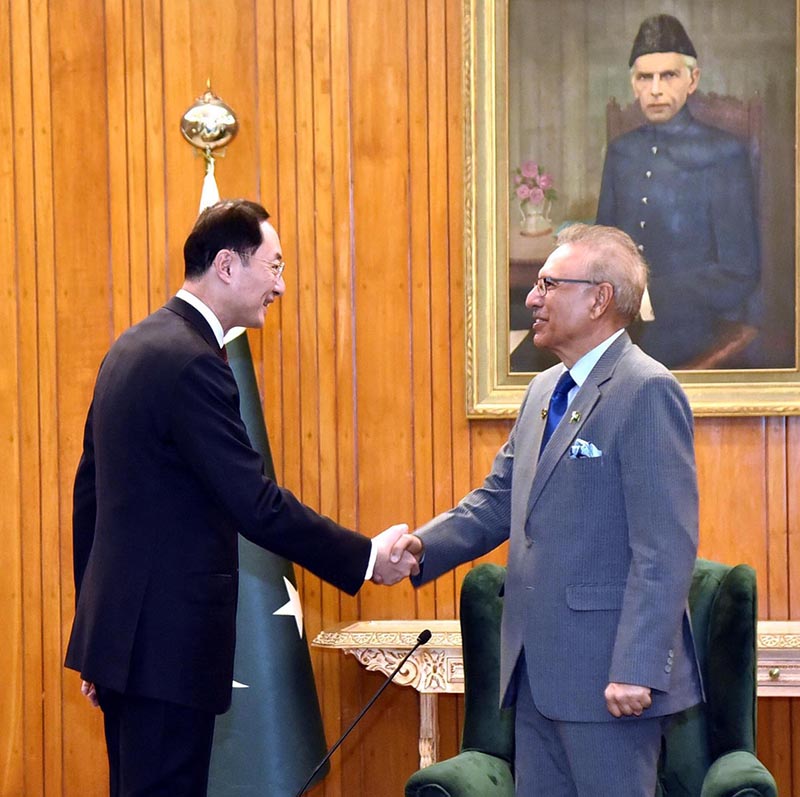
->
[314, 619, 800, 768]
[313, 620, 462, 768]
[757, 621, 800, 695]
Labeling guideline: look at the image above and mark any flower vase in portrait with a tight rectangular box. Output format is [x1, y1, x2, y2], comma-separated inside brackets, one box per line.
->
[520, 200, 552, 237]
[513, 161, 557, 238]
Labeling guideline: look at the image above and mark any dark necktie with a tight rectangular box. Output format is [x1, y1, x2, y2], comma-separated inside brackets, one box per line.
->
[539, 370, 576, 456]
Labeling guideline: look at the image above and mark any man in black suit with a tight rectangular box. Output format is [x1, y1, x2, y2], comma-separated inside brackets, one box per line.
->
[65, 199, 419, 796]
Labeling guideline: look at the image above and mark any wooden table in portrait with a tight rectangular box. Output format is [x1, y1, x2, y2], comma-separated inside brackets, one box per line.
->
[508, 223, 557, 290]
[313, 619, 800, 768]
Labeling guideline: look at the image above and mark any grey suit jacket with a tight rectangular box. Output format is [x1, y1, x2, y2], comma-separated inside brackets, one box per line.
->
[414, 333, 703, 722]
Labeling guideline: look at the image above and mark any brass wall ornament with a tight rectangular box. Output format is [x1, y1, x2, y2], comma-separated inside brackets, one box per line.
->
[180, 81, 239, 160]
[181, 83, 246, 343]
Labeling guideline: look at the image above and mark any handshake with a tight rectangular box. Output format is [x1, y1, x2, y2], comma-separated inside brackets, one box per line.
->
[371, 524, 424, 586]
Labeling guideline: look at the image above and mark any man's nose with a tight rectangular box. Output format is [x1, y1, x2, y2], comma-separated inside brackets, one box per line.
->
[273, 274, 287, 296]
[525, 286, 542, 309]
[650, 75, 661, 96]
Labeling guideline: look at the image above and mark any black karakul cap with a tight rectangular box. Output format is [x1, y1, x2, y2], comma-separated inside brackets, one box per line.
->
[629, 14, 697, 67]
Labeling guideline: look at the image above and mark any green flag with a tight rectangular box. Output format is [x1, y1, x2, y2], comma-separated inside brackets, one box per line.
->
[207, 331, 329, 796]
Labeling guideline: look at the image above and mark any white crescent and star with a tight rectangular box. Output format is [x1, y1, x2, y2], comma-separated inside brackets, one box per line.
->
[273, 576, 304, 639]
[230, 577, 305, 690]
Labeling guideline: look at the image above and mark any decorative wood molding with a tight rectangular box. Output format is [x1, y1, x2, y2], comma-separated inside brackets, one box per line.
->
[314, 620, 464, 694]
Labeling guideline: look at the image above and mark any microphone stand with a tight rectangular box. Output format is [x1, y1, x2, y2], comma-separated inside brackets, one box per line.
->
[294, 629, 432, 797]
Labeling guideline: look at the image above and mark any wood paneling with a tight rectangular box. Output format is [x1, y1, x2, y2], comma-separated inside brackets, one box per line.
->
[1, 0, 797, 794]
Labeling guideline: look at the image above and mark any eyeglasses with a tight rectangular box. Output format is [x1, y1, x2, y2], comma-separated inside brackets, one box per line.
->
[240, 252, 286, 278]
[533, 276, 599, 296]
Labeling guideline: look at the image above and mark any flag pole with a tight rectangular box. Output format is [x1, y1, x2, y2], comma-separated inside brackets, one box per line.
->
[180, 84, 331, 796]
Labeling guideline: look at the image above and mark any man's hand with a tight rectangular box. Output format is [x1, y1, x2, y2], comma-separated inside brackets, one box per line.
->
[372, 524, 421, 585]
[390, 532, 423, 565]
[81, 679, 100, 708]
[604, 682, 652, 718]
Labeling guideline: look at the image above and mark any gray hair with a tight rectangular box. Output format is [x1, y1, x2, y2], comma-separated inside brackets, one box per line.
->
[682, 54, 698, 72]
[555, 224, 648, 324]
[629, 53, 698, 78]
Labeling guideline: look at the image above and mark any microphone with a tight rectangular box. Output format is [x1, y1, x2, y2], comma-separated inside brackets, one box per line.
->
[294, 629, 432, 796]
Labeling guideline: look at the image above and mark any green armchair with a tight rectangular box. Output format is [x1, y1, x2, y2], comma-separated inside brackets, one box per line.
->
[405, 559, 777, 797]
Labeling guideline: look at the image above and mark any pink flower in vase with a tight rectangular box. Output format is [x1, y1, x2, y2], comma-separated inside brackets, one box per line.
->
[512, 160, 558, 230]
[538, 173, 554, 190]
[528, 186, 545, 205]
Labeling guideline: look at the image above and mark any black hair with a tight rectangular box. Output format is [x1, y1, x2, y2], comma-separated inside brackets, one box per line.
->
[183, 199, 270, 279]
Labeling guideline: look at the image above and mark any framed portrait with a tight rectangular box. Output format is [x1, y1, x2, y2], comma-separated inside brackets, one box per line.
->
[465, 0, 799, 417]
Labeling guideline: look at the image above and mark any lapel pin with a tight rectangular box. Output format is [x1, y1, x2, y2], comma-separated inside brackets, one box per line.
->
[570, 411, 581, 423]
[541, 408, 548, 420]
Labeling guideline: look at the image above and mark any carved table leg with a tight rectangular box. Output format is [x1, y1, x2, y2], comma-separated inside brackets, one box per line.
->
[418, 693, 439, 769]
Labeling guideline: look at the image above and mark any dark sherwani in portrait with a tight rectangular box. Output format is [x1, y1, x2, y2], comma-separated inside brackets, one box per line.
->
[66, 296, 370, 716]
[597, 106, 759, 368]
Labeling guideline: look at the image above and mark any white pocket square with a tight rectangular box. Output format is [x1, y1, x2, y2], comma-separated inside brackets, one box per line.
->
[569, 438, 602, 459]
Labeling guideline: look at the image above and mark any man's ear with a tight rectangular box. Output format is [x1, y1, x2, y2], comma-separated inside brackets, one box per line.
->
[213, 249, 234, 283]
[687, 66, 701, 95]
[590, 282, 614, 319]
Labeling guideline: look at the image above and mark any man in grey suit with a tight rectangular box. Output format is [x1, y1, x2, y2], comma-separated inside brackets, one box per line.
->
[395, 224, 702, 795]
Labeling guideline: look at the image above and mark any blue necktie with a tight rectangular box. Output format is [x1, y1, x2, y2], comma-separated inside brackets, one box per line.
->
[539, 370, 576, 456]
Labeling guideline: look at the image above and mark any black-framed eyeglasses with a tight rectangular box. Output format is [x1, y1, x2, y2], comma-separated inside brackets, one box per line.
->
[534, 276, 599, 296]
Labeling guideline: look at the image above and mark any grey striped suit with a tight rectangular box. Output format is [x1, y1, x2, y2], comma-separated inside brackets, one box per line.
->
[413, 332, 703, 793]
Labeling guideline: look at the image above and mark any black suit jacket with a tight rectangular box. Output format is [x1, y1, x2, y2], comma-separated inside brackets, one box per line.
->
[65, 297, 371, 714]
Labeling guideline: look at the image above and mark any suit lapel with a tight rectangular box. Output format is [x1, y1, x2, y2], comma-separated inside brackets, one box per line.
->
[511, 369, 560, 526]
[165, 296, 221, 354]
[524, 333, 632, 522]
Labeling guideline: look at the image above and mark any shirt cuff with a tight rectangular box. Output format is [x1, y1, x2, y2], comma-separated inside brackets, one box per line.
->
[364, 538, 379, 581]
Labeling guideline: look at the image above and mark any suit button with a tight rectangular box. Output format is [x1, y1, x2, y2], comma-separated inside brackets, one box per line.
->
[639, 220, 646, 229]
[525, 537, 533, 548]
[645, 170, 652, 178]
[638, 244, 645, 252]
[664, 664, 672, 673]
[651, 145, 658, 154]
[641, 196, 648, 204]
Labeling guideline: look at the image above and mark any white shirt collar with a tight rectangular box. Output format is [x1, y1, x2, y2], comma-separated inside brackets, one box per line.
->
[564, 328, 625, 404]
[176, 289, 225, 349]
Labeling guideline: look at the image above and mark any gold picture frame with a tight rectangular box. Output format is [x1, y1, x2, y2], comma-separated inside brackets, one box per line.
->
[465, 0, 800, 418]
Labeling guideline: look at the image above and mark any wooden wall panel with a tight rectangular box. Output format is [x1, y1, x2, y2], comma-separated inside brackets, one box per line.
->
[1, 0, 798, 794]
[348, 1, 421, 789]
[52, 0, 113, 789]
[1, 1, 25, 793]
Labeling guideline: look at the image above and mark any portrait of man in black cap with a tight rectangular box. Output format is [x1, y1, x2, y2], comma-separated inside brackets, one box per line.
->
[596, 13, 760, 369]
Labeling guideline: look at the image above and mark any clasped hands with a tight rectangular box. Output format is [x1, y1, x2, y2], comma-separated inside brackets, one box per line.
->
[371, 524, 424, 585]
